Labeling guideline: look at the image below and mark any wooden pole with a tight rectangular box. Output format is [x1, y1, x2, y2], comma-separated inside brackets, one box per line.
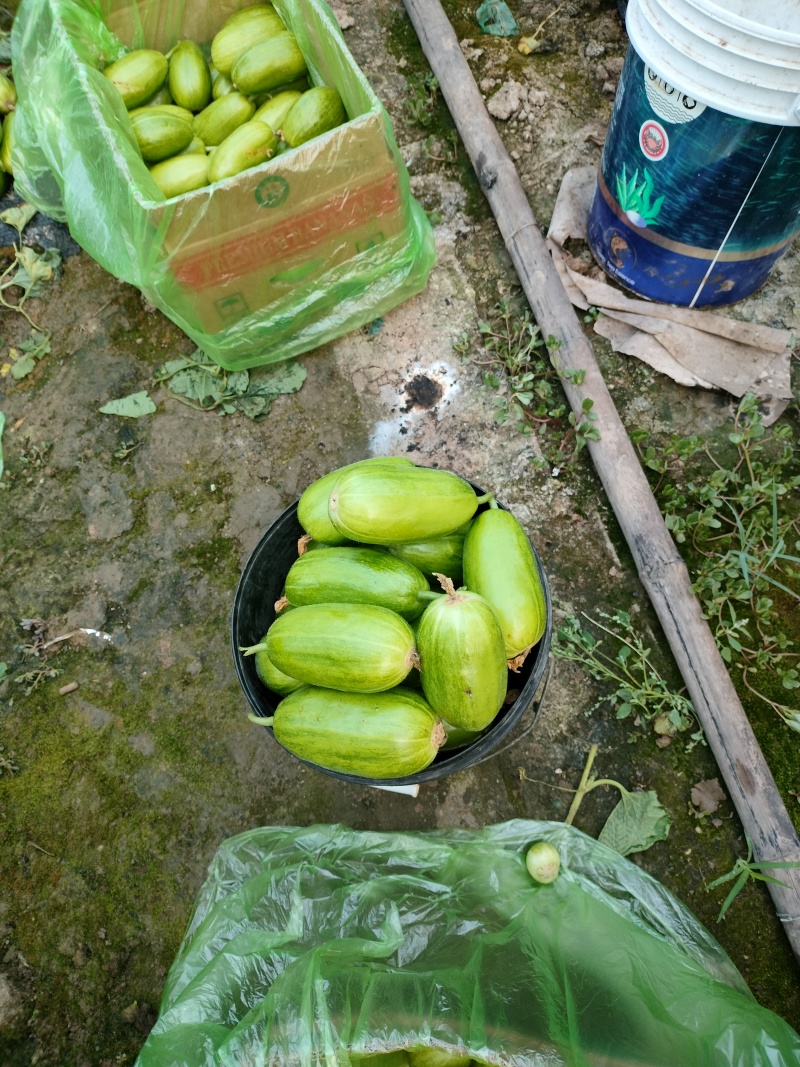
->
[402, 0, 800, 963]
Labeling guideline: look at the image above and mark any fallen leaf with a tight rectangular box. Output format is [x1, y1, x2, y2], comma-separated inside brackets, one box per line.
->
[0, 202, 38, 235]
[598, 789, 671, 856]
[691, 778, 726, 815]
[155, 351, 306, 419]
[99, 391, 157, 418]
[14, 246, 61, 295]
[10, 351, 36, 380]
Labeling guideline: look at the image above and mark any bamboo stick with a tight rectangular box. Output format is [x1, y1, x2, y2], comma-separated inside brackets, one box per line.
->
[401, 0, 800, 963]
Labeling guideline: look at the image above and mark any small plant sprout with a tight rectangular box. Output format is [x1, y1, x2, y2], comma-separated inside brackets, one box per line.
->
[525, 841, 561, 884]
[706, 832, 800, 923]
[520, 745, 671, 857]
[458, 301, 598, 471]
[633, 394, 800, 729]
[553, 609, 702, 746]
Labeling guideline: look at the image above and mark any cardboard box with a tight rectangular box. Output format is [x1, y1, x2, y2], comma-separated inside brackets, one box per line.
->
[91, 0, 432, 366]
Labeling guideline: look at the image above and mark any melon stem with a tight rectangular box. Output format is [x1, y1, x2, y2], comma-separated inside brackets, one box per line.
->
[432, 722, 447, 749]
[248, 713, 274, 726]
[477, 492, 494, 506]
[240, 642, 267, 656]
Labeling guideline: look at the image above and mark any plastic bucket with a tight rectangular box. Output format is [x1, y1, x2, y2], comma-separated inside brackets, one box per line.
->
[586, 0, 800, 306]
[231, 479, 553, 788]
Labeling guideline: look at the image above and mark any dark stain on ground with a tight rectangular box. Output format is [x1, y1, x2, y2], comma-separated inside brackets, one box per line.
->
[403, 375, 443, 411]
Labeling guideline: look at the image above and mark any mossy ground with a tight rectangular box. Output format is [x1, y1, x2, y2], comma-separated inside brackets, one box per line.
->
[1, 0, 799, 1063]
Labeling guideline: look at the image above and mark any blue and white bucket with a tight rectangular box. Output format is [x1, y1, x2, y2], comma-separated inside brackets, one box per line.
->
[587, 0, 800, 307]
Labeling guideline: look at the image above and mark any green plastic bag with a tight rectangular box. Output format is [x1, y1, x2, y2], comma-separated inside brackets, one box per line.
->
[10, 0, 435, 371]
[133, 821, 800, 1067]
[475, 1, 519, 37]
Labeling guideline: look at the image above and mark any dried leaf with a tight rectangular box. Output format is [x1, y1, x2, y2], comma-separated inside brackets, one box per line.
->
[11, 247, 62, 298]
[0, 203, 38, 235]
[99, 391, 157, 418]
[691, 778, 726, 815]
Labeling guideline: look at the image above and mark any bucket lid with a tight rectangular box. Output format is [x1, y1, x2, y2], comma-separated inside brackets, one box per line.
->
[684, 0, 800, 47]
[669, 0, 800, 71]
[627, 0, 800, 124]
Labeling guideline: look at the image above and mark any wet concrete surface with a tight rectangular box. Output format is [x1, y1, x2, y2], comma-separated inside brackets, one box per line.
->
[1, 0, 799, 1063]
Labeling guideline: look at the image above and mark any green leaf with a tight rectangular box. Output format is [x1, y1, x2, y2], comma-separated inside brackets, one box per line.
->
[598, 790, 670, 856]
[235, 395, 271, 420]
[0, 203, 38, 236]
[99, 391, 157, 418]
[0, 411, 4, 480]
[10, 351, 37, 380]
[167, 365, 223, 404]
[250, 359, 307, 398]
[0, 662, 7, 682]
[156, 352, 306, 419]
[19, 330, 51, 357]
[225, 369, 250, 395]
[716, 870, 749, 922]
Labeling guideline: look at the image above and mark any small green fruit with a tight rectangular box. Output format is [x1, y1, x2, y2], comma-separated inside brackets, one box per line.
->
[207, 119, 278, 183]
[176, 135, 207, 156]
[168, 40, 212, 112]
[252, 89, 303, 134]
[0, 73, 16, 115]
[103, 49, 169, 109]
[211, 6, 286, 76]
[193, 92, 255, 147]
[0, 109, 15, 175]
[525, 841, 560, 884]
[149, 154, 209, 199]
[130, 109, 193, 162]
[231, 32, 307, 97]
[282, 86, 346, 148]
[212, 73, 235, 100]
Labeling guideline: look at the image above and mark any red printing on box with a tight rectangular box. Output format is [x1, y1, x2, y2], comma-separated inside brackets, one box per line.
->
[171, 171, 403, 290]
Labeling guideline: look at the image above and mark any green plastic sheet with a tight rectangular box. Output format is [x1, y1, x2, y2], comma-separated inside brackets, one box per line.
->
[134, 821, 800, 1067]
[475, 1, 519, 37]
[10, 0, 435, 370]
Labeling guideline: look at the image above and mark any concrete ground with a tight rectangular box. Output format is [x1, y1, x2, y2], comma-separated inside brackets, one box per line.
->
[1, 0, 799, 1063]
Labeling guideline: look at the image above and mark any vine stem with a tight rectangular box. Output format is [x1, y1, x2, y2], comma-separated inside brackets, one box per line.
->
[564, 743, 598, 826]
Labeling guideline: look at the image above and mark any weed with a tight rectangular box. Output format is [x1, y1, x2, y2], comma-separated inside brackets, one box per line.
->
[14, 666, 63, 694]
[553, 608, 703, 747]
[404, 72, 440, 128]
[460, 300, 598, 469]
[519, 744, 671, 856]
[0, 202, 61, 341]
[4, 435, 53, 486]
[632, 395, 800, 731]
[421, 130, 458, 163]
[706, 832, 800, 922]
[0, 745, 19, 775]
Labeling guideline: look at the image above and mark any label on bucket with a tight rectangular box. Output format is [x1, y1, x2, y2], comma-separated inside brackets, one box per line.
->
[587, 47, 800, 307]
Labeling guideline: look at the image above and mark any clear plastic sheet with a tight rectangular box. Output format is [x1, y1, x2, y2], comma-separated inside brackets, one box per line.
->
[10, 0, 435, 370]
[134, 821, 800, 1067]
